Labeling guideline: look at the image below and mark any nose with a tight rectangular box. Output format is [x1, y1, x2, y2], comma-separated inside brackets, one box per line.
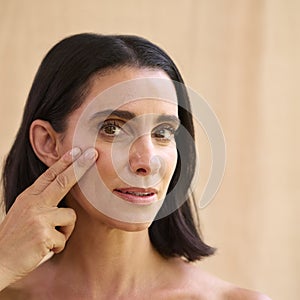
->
[129, 135, 161, 176]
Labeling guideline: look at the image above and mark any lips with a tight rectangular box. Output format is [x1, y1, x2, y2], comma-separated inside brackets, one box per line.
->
[113, 187, 158, 205]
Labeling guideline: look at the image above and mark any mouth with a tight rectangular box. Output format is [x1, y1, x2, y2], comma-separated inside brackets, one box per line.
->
[113, 187, 158, 205]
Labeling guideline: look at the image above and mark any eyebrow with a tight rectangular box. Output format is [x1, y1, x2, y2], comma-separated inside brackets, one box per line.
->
[89, 109, 136, 122]
[156, 114, 181, 126]
[89, 109, 180, 126]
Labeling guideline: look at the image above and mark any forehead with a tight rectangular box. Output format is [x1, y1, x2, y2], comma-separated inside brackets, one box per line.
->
[86, 67, 176, 100]
[67, 67, 178, 133]
[81, 67, 178, 114]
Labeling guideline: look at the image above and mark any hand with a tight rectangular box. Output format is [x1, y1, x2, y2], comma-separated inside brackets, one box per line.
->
[0, 147, 98, 290]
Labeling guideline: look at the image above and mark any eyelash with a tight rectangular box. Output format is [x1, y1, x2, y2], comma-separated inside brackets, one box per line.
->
[152, 124, 177, 142]
[98, 120, 125, 137]
[98, 119, 178, 142]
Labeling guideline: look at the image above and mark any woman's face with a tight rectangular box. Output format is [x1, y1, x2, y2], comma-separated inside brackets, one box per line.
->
[59, 67, 179, 228]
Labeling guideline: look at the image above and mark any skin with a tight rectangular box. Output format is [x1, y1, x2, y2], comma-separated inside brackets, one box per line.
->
[0, 67, 271, 299]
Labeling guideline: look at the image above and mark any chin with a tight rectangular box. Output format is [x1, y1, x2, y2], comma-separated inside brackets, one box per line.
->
[99, 213, 153, 232]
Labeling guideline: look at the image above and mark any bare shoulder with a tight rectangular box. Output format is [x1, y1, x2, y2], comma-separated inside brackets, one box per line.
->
[168, 259, 272, 300]
[224, 287, 272, 300]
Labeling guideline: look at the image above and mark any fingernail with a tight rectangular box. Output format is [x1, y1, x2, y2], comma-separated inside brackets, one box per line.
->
[69, 147, 81, 159]
[84, 148, 98, 161]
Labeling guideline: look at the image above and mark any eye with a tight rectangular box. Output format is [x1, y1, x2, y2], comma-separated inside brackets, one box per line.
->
[98, 119, 124, 138]
[152, 124, 177, 143]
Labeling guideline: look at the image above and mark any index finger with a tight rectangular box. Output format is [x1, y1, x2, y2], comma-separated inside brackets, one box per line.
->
[28, 148, 82, 195]
[42, 148, 98, 206]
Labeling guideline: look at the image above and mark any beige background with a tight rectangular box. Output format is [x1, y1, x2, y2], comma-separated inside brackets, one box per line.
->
[0, 1, 299, 299]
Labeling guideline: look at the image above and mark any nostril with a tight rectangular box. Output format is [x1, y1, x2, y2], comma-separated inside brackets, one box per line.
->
[136, 167, 148, 175]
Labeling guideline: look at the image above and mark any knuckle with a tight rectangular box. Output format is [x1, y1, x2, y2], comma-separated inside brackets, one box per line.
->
[66, 208, 77, 221]
[76, 157, 86, 168]
[76, 154, 93, 168]
[33, 226, 49, 247]
[52, 234, 66, 253]
[44, 168, 58, 181]
[39, 229, 61, 250]
[42, 236, 54, 250]
[55, 173, 69, 190]
[39, 246, 51, 258]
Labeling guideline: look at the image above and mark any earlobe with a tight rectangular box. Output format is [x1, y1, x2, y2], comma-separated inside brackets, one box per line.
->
[29, 120, 61, 167]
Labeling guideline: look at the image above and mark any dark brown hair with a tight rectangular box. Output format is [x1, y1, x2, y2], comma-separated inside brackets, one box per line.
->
[2, 33, 215, 261]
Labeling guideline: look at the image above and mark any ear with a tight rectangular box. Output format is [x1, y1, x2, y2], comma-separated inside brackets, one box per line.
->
[29, 120, 61, 167]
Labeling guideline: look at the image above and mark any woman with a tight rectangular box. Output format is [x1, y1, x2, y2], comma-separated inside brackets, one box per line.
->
[0, 33, 270, 299]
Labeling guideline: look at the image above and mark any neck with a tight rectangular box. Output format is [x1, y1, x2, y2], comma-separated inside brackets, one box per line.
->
[50, 199, 167, 297]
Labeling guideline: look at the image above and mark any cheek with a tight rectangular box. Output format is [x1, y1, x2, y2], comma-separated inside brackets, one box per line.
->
[95, 144, 116, 179]
[96, 147, 110, 165]
[162, 146, 178, 180]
